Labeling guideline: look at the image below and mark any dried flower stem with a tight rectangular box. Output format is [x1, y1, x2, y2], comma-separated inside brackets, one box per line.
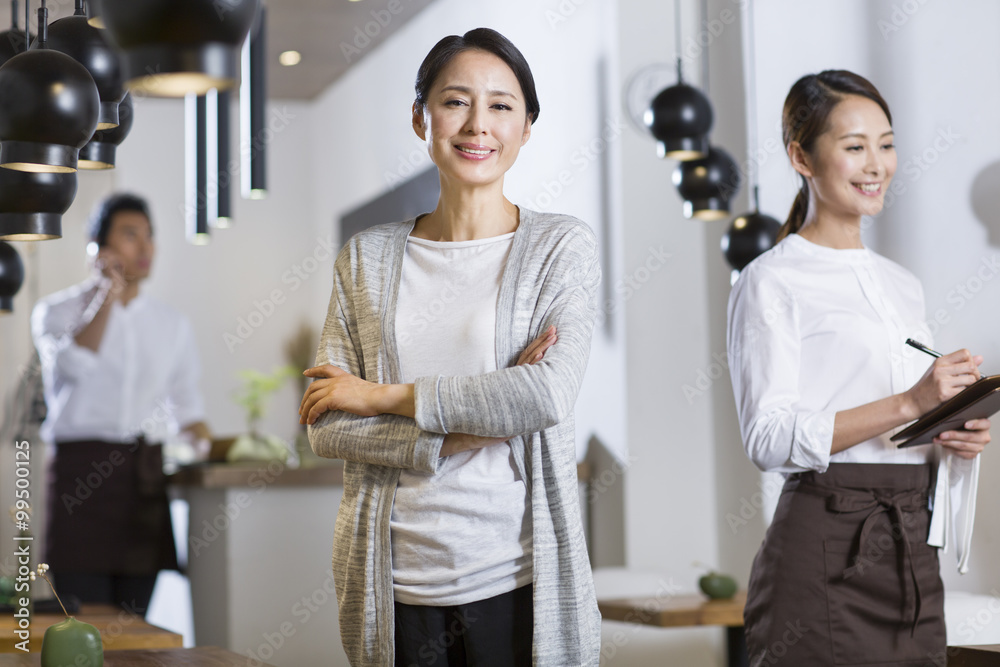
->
[35, 569, 69, 618]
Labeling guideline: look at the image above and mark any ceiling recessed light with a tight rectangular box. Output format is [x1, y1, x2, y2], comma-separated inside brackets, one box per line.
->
[279, 50, 302, 66]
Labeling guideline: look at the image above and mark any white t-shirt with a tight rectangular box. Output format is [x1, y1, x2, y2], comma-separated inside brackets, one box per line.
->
[727, 232, 980, 571]
[31, 277, 205, 444]
[391, 231, 533, 606]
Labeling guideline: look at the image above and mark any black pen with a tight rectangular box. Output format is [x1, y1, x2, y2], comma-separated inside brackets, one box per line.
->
[905, 338, 941, 358]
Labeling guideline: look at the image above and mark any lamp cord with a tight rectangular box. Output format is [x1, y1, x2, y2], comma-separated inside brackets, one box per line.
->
[742, 0, 760, 209]
[673, 0, 683, 83]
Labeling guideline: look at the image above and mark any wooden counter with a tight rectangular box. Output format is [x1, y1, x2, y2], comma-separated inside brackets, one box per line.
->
[168, 461, 344, 489]
[949, 645, 1000, 666]
[0, 605, 182, 653]
[169, 460, 589, 488]
[0, 646, 274, 666]
[598, 590, 747, 628]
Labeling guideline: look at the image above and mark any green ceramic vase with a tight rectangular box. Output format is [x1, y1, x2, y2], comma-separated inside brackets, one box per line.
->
[41, 617, 103, 667]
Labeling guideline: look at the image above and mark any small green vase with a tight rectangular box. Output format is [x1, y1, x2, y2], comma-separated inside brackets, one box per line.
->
[41, 617, 103, 667]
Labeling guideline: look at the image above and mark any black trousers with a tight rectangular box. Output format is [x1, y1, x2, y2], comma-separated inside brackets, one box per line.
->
[394, 584, 533, 667]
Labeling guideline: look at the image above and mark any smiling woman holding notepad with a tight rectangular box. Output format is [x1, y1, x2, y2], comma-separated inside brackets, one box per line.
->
[727, 70, 991, 666]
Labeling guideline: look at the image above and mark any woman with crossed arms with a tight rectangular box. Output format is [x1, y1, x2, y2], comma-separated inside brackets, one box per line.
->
[299, 28, 601, 667]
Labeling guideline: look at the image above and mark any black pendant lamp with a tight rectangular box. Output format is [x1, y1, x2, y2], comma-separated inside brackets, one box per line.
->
[185, 91, 214, 245]
[672, 146, 741, 220]
[46, 0, 124, 130]
[0, 1, 100, 173]
[241, 5, 266, 199]
[721, 0, 779, 272]
[722, 187, 780, 271]
[101, 0, 259, 98]
[216, 89, 232, 227]
[79, 90, 132, 169]
[644, 0, 713, 161]
[0, 240, 25, 313]
[0, 169, 78, 240]
[0, 2, 33, 64]
[645, 58, 713, 161]
[86, 0, 103, 29]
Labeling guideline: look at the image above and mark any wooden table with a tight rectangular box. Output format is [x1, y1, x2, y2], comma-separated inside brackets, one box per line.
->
[0, 646, 275, 666]
[0, 605, 182, 653]
[598, 591, 749, 667]
[949, 645, 1000, 666]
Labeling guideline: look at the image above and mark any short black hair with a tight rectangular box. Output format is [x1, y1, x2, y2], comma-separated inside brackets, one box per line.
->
[88, 193, 153, 246]
[414, 28, 540, 124]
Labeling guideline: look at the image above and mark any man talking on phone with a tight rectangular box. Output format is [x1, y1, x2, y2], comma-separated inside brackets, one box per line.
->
[31, 193, 210, 615]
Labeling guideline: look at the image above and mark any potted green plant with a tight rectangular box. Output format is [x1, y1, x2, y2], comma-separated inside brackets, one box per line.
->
[227, 365, 297, 464]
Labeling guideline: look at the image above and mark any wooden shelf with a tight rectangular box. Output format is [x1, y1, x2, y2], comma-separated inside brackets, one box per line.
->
[0, 604, 182, 653]
[0, 646, 274, 666]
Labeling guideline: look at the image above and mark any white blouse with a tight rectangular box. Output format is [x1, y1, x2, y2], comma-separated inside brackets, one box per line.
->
[31, 276, 205, 445]
[727, 233, 979, 573]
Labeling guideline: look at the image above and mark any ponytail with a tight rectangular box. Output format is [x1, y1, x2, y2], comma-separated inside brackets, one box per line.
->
[776, 179, 809, 242]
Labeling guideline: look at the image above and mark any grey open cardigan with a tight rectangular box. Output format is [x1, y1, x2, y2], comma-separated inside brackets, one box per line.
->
[308, 206, 602, 666]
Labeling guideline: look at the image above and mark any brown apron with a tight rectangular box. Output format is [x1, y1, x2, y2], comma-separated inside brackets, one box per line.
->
[744, 462, 945, 667]
[46, 439, 178, 575]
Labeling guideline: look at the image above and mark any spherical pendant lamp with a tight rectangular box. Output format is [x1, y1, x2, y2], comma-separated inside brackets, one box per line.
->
[0, 5, 100, 173]
[0, 169, 77, 240]
[645, 62, 714, 161]
[0, 240, 25, 312]
[101, 0, 260, 98]
[722, 209, 780, 271]
[46, 0, 124, 130]
[86, 0, 104, 29]
[672, 146, 741, 220]
[79, 91, 133, 169]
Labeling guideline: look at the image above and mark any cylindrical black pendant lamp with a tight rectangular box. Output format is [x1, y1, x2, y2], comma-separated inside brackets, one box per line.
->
[79, 90, 132, 169]
[672, 146, 741, 220]
[0, 1, 33, 64]
[0, 169, 77, 241]
[101, 0, 259, 98]
[46, 0, 124, 130]
[0, 240, 25, 313]
[216, 88, 232, 227]
[185, 92, 214, 245]
[241, 5, 266, 199]
[86, 0, 104, 29]
[0, 3, 100, 173]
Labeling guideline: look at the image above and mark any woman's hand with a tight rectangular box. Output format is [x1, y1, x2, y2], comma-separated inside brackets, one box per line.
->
[299, 365, 384, 425]
[903, 348, 989, 459]
[904, 349, 983, 418]
[516, 325, 557, 365]
[935, 418, 991, 460]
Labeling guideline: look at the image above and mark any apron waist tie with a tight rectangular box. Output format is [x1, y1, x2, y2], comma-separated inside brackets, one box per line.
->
[796, 483, 928, 637]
